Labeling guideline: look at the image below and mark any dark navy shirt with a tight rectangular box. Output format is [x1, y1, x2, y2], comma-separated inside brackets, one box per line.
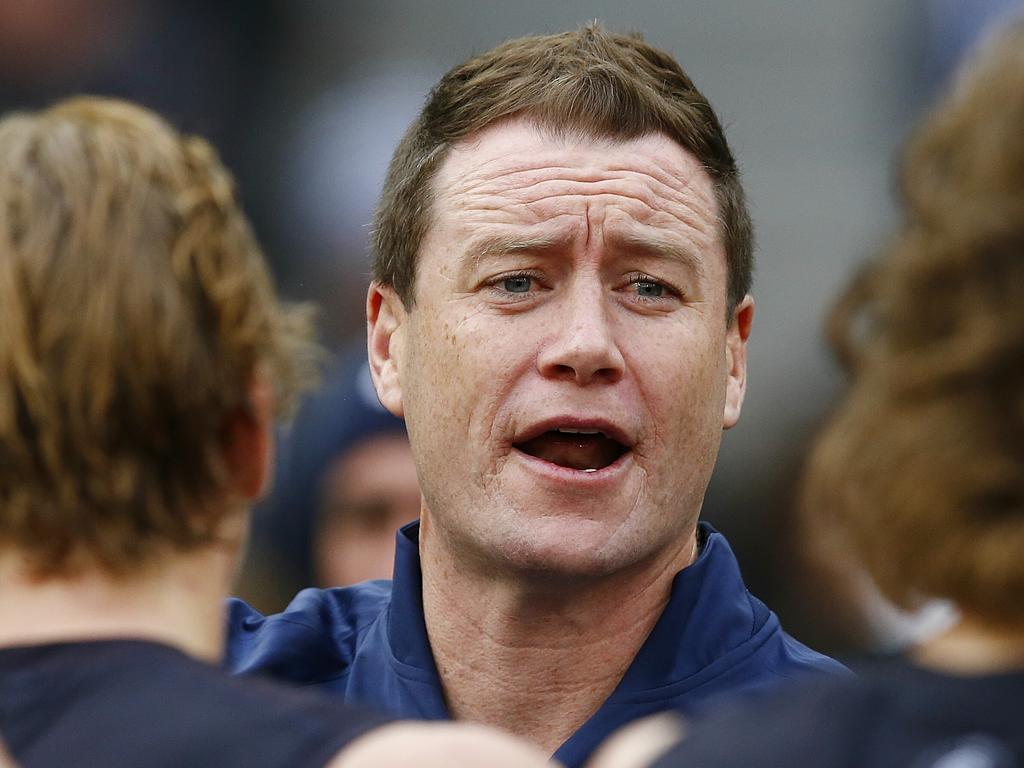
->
[651, 657, 1024, 768]
[226, 522, 846, 767]
[0, 639, 391, 768]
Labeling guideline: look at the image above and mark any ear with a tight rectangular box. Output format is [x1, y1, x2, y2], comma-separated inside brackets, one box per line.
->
[223, 373, 275, 500]
[366, 281, 407, 418]
[723, 294, 754, 430]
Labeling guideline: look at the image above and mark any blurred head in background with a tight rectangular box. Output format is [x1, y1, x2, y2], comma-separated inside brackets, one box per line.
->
[803, 20, 1024, 645]
[0, 97, 316, 653]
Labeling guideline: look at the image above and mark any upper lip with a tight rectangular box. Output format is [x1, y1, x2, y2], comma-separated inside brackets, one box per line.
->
[511, 415, 636, 449]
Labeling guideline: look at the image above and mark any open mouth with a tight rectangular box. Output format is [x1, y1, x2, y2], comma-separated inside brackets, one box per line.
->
[514, 428, 630, 472]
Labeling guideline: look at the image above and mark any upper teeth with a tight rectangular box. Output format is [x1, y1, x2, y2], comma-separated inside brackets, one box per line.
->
[557, 428, 601, 434]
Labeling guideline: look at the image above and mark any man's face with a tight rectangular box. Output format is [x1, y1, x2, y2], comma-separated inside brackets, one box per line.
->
[369, 118, 752, 577]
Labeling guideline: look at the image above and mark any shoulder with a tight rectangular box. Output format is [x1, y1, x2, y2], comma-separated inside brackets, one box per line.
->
[768, 621, 852, 678]
[171, 653, 393, 766]
[8, 641, 393, 768]
[689, 594, 849, 703]
[690, 526, 847, 683]
[654, 658, 1024, 768]
[225, 581, 392, 684]
[740, 590, 850, 682]
[652, 674, 871, 768]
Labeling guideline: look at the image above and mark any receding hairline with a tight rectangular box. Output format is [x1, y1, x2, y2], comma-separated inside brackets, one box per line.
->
[370, 22, 754, 316]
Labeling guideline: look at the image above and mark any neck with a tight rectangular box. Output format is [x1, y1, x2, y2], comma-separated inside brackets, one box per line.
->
[419, 516, 697, 755]
[0, 541, 238, 663]
[913, 613, 1024, 675]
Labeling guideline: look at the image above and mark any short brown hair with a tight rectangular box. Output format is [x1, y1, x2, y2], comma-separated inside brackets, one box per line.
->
[0, 97, 318, 578]
[802, 23, 1024, 626]
[372, 23, 753, 314]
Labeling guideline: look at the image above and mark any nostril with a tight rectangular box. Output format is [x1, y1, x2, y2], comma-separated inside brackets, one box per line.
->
[538, 330, 626, 384]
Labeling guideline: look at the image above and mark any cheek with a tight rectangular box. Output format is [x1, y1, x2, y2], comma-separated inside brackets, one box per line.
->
[404, 312, 517, 461]
[629, 323, 726, 442]
[438, 309, 533, 389]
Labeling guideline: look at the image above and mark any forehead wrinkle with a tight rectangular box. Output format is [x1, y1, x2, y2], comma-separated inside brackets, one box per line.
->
[455, 163, 704, 205]
[440, 120, 716, 200]
[448, 133, 714, 192]
[433, 129, 723, 269]
[455, 170, 718, 241]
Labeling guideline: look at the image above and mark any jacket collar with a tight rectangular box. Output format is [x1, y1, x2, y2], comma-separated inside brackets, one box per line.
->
[385, 520, 766, 694]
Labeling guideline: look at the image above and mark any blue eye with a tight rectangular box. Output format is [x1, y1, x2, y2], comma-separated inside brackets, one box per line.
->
[634, 280, 665, 298]
[502, 275, 533, 293]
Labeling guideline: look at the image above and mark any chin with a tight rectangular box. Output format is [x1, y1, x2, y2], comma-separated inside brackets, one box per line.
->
[486, 515, 649, 581]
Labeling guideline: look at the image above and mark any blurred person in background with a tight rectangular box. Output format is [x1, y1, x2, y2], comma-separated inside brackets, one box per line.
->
[239, 348, 420, 610]
[598, 20, 1024, 768]
[0, 96, 554, 768]
[792, 0, 1024, 661]
[302, 355, 420, 589]
[226, 24, 844, 768]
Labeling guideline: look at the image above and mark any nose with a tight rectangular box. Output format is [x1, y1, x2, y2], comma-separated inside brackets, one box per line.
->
[537, 279, 626, 386]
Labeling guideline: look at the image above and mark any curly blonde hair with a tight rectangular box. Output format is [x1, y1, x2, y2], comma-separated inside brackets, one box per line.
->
[802, 23, 1024, 627]
[0, 97, 318, 578]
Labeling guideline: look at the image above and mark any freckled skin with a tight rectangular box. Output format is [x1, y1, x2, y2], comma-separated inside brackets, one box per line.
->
[371, 118, 752, 580]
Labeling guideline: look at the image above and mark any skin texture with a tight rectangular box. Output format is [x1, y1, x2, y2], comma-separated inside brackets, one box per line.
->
[368, 118, 753, 751]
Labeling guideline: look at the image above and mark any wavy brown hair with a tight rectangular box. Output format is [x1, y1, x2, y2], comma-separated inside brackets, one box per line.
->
[0, 97, 318, 578]
[372, 22, 753, 316]
[802, 23, 1024, 627]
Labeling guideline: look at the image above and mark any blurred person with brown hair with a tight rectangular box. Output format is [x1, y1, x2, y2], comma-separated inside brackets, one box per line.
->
[0, 96, 554, 768]
[597, 20, 1024, 768]
[227, 22, 844, 768]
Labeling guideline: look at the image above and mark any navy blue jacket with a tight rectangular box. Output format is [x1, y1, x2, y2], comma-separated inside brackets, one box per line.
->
[226, 522, 845, 767]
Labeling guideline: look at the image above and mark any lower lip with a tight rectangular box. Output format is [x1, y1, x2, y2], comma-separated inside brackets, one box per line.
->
[509, 447, 634, 486]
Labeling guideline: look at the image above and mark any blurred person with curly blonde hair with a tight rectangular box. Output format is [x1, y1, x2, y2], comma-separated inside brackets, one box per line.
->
[0, 96, 554, 768]
[590, 20, 1024, 768]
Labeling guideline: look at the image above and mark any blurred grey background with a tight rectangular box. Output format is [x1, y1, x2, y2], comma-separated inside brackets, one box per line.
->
[3, 0, 1020, 654]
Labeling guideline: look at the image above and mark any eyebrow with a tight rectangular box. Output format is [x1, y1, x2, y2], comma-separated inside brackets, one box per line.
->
[458, 233, 563, 267]
[606, 230, 706, 279]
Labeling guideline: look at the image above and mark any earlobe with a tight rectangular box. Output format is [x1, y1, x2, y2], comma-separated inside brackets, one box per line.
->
[723, 295, 754, 430]
[366, 282, 406, 418]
